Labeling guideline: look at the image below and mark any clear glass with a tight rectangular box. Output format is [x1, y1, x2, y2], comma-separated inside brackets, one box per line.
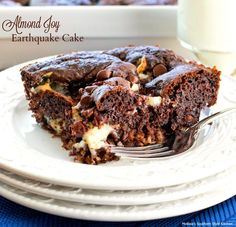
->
[178, 0, 236, 76]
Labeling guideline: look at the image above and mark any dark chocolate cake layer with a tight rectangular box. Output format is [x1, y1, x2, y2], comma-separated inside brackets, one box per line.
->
[21, 46, 221, 164]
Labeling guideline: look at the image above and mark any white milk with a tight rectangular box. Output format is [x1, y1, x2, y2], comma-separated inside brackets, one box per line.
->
[178, 0, 236, 75]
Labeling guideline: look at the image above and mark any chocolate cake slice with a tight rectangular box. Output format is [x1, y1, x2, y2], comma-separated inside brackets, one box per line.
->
[21, 46, 220, 164]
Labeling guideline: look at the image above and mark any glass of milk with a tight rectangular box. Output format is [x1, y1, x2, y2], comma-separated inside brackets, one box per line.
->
[178, 0, 236, 76]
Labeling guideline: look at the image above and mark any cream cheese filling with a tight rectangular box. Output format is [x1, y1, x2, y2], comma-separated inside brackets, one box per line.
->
[138, 73, 150, 80]
[45, 117, 64, 134]
[147, 96, 162, 107]
[82, 124, 113, 156]
[73, 140, 86, 150]
[131, 83, 139, 92]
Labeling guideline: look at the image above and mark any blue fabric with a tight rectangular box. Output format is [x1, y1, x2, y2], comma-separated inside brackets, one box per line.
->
[0, 196, 235, 227]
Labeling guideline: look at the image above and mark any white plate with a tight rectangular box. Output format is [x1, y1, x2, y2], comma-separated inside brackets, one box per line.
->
[0, 180, 235, 221]
[0, 59, 236, 190]
[0, 165, 235, 205]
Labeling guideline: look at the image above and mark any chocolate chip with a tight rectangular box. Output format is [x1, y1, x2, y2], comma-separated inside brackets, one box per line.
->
[184, 115, 194, 123]
[124, 62, 137, 74]
[153, 64, 167, 77]
[127, 75, 139, 84]
[85, 85, 98, 93]
[80, 94, 92, 107]
[96, 70, 112, 81]
[78, 88, 84, 96]
[119, 53, 126, 60]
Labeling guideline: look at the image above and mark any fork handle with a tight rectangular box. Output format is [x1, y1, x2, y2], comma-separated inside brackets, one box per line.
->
[194, 106, 236, 130]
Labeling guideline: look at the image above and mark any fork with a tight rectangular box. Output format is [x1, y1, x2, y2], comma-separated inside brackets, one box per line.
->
[111, 106, 236, 159]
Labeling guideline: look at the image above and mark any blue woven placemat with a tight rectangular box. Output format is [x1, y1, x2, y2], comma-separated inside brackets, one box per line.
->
[0, 195, 235, 227]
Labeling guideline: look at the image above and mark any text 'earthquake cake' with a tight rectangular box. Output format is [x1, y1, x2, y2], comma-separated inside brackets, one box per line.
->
[21, 46, 221, 164]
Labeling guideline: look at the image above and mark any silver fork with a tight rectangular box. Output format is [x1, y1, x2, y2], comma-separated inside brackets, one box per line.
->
[111, 106, 236, 159]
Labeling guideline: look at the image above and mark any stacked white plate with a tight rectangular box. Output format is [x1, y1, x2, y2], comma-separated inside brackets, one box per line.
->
[0, 59, 236, 221]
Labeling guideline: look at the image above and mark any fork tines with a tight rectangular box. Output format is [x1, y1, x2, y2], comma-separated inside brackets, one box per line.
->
[111, 144, 175, 158]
